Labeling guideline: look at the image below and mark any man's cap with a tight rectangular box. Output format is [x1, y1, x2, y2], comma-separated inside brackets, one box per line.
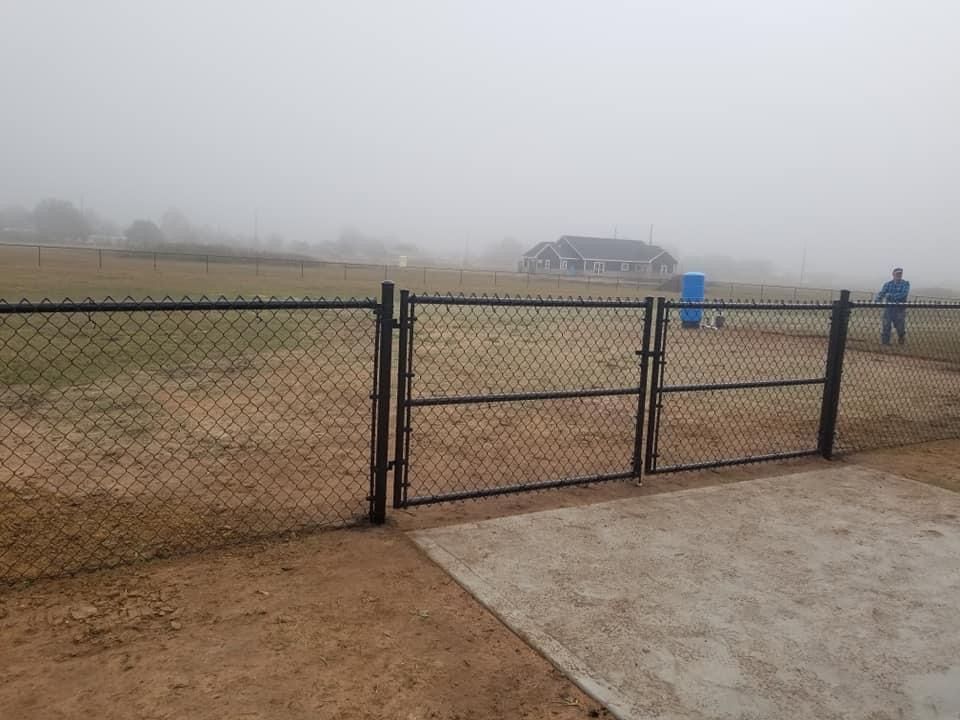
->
[893, 267, 903, 273]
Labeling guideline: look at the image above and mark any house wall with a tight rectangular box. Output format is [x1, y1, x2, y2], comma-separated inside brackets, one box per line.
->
[651, 253, 678, 275]
[520, 242, 678, 278]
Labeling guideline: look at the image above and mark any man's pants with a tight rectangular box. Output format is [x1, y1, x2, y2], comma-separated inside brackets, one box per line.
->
[882, 307, 906, 345]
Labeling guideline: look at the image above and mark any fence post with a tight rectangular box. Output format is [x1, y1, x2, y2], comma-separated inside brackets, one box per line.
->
[372, 281, 395, 524]
[760, 284, 765, 301]
[206, 255, 210, 274]
[300, 262, 304, 279]
[37, 246, 41, 268]
[818, 289, 851, 459]
[153, 252, 157, 271]
[393, 289, 411, 508]
[423, 267, 427, 286]
[493, 271, 498, 286]
[98, 249, 102, 270]
[633, 297, 655, 479]
[460, 269, 464, 286]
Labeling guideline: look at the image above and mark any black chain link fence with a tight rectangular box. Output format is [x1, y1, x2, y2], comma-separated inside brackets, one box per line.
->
[394, 294, 651, 505]
[647, 301, 834, 472]
[4, 288, 960, 586]
[837, 302, 960, 452]
[0, 297, 381, 585]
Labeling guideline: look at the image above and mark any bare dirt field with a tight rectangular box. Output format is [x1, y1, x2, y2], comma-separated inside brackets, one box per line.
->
[1, 444, 957, 720]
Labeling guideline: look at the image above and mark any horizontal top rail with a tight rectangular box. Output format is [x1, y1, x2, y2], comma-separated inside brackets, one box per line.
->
[660, 377, 826, 394]
[666, 300, 834, 311]
[409, 293, 652, 308]
[0, 296, 378, 314]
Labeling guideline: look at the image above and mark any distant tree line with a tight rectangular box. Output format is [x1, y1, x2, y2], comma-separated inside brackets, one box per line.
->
[3, 197, 557, 273]
[0, 198, 455, 265]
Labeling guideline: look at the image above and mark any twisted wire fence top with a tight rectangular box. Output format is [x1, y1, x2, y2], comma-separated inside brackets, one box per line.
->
[0, 296, 380, 585]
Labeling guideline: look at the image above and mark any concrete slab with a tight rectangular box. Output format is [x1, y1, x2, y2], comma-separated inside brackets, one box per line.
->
[411, 467, 960, 720]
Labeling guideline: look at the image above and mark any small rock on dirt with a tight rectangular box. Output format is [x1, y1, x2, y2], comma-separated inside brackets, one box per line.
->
[70, 604, 99, 621]
[169, 621, 183, 631]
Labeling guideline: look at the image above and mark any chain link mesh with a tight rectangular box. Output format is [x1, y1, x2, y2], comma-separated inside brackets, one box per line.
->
[399, 296, 649, 503]
[837, 303, 960, 451]
[651, 302, 833, 471]
[0, 297, 379, 585]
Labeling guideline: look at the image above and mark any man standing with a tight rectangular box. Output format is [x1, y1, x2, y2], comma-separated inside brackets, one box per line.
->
[876, 267, 910, 345]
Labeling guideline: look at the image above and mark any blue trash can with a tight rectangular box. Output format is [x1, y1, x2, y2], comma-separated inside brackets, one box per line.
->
[679, 272, 705, 329]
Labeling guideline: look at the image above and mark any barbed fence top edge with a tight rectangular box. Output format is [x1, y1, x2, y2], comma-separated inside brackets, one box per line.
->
[408, 292, 653, 308]
[0, 295, 379, 314]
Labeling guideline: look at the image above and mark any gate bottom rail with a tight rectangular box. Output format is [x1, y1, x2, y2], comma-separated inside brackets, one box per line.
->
[401, 470, 639, 507]
[649, 449, 820, 475]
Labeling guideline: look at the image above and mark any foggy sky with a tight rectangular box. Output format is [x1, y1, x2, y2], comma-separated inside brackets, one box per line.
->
[2, 1, 958, 285]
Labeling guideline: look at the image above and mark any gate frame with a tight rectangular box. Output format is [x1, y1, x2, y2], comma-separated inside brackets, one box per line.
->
[391, 293, 655, 508]
[644, 298, 836, 474]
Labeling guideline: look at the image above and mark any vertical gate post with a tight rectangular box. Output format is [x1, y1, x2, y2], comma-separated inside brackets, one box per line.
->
[818, 290, 851, 459]
[372, 281, 395, 523]
[393, 290, 412, 508]
[644, 297, 668, 473]
[632, 297, 656, 479]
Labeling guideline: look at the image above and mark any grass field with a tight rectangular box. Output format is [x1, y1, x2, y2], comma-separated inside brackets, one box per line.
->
[2, 245, 960, 584]
[0, 243, 878, 303]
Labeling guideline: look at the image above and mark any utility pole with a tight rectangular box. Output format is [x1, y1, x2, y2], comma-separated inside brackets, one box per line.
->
[254, 211, 259, 246]
[649, 223, 654, 245]
[800, 243, 807, 285]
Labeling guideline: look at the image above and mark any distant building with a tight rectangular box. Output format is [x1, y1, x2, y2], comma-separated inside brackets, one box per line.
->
[520, 236, 678, 277]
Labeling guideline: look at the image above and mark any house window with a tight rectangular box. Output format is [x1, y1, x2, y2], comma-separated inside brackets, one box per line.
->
[544, 259, 551, 270]
[592, 262, 605, 274]
[621, 262, 630, 272]
[560, 260, 568, 271]
[536, 259, 543, 270]
[660, 264, 670, 274]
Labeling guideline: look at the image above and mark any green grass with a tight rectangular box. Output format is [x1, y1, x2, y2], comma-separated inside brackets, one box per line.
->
[0, 308, 375, 388]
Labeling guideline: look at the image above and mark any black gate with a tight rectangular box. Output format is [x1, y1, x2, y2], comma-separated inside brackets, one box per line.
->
[392, 293, 654, 507]
[644, 298, 838, 473]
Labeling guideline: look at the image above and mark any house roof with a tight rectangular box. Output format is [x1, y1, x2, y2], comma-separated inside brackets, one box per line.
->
[521, 241, 551, 258]
[560, 236, 667, 263]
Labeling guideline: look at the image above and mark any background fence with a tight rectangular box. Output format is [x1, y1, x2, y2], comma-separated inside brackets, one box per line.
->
[3, 240, 953, 303]
[2, 285, 960, 586]
[0, 296, 383, 584]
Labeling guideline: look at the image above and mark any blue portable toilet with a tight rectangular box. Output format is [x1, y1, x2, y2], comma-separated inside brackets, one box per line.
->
[679, 272, 705, 329]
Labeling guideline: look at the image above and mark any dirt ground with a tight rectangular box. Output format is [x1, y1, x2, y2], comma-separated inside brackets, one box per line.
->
[3, 443, 957, 720]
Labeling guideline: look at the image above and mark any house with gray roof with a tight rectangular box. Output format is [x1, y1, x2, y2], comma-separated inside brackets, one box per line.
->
[520, 236, 678, 278]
